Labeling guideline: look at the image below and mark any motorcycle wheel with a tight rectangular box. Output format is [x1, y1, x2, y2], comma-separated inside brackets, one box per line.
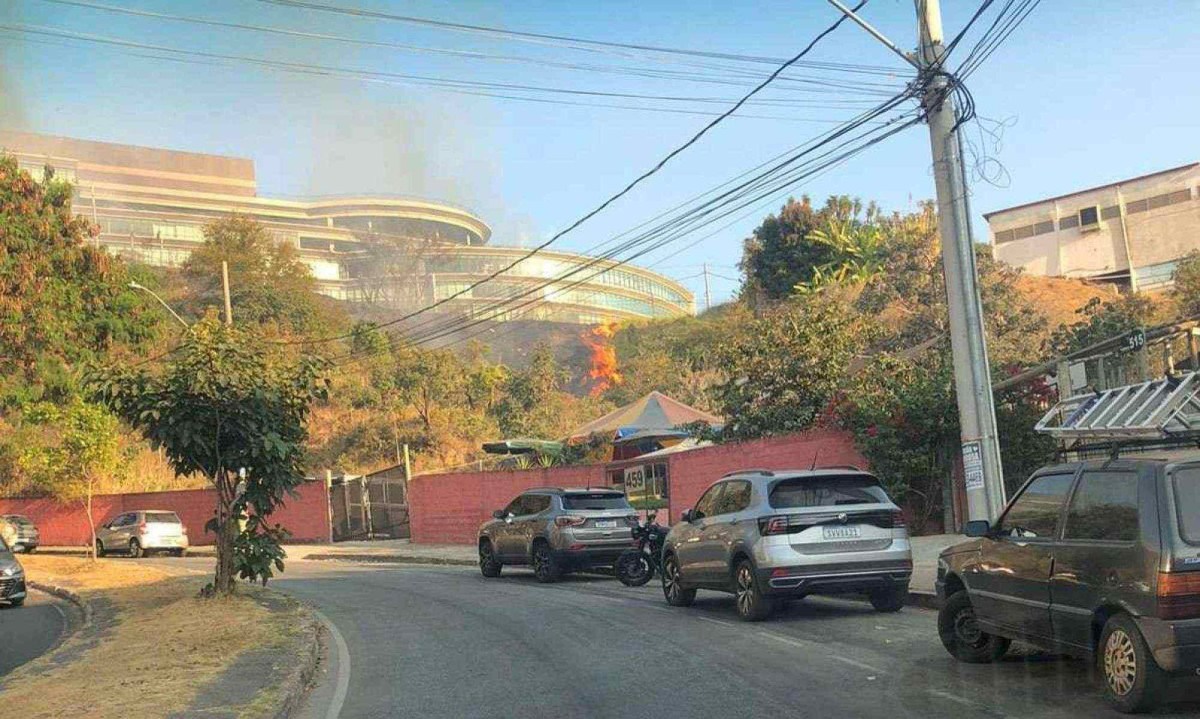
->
[616, 549, 654, 587]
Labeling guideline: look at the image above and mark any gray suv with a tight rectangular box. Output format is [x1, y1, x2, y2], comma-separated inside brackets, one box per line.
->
[937, 456, 1200, 713]
[661, 468, 913, 621]
[478, 488, 636, 583]
[1, 515, 39, 553]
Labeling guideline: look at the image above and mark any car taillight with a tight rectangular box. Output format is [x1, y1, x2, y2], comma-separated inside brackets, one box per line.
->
[137, 522, 148, 534]
[758, 516, 790, 536]
[1158, 572, 1200, 620]
[892, 510, 906, 528]
[554, 515, 587, 528]
[180, 526, 188, 535]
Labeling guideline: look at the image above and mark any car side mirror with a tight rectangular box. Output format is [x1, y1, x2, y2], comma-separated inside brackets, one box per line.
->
[681, 509, 695, 523]
[492, 510, 505, 520]
[964, 520, 992, 538]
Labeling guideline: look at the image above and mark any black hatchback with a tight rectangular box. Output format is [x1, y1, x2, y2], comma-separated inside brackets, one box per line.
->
[936, 456, 1200, 713]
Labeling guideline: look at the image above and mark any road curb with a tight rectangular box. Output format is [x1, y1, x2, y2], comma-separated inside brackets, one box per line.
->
[303, 553, 476, 567]
[28, 579, 93, 629]
[273, 604, 323, 719]
[906, 590, 940, 610]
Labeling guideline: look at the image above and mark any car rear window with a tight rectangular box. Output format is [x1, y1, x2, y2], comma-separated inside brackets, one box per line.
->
[1172, 467, 1200, 544]
[561, 493, 630, 510]
[145, 512, 182, 524]
[769, 474, 890, 508]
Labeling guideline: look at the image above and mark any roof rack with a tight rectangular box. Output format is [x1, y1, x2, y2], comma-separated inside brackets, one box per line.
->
[1036, 372, 1200, 441]
[722, 468, 775, 478]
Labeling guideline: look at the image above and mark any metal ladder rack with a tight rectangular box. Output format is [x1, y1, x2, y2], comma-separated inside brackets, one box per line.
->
[1036, 372, 1200, 440]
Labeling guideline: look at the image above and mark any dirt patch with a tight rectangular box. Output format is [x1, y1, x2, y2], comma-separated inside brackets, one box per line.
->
[1, 556, 311, 719]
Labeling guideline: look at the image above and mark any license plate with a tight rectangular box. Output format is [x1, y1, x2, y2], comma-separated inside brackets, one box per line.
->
[594, 520, 617, 528]
[822, 525, 860, 540]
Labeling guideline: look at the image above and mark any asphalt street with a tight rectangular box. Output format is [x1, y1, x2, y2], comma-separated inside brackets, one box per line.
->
[0, 589, 67, 676]
[144, 557, 1200, 718]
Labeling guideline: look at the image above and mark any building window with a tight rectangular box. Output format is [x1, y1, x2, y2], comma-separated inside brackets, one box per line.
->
[1059, 215, 1079, 229]
[1100, 205, 1121, 220]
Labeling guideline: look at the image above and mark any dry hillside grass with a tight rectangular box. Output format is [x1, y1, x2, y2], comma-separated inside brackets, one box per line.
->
[2, 556, 306, 719]
[1014, 274, 1118, 331]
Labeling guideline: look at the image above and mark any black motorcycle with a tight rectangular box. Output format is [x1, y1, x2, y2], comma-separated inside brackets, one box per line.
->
[616, 512, 666, 587]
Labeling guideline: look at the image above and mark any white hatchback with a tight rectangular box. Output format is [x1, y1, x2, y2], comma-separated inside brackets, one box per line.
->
[96, 510, 189, 558]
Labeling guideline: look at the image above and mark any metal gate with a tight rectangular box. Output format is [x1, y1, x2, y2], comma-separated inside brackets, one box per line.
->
[329, 468, 410, 541]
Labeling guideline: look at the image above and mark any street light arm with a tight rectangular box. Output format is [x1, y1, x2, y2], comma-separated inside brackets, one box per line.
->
[128, 281, 190, 330]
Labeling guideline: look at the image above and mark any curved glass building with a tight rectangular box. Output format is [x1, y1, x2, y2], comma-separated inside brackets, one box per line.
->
[1, 131, 694, 324]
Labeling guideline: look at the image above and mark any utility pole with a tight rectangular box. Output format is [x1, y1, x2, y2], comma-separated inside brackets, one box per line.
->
[828, 0, 1007, 521]
[916, 0, 1006, 521]
[221, 260, 233, 327]
[702, 263, 712, 312]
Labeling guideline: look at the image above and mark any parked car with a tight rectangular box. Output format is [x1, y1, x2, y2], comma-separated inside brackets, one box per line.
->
[478, 488, 637, 582]
[661, 468, 913, 621]
[937, 456, 1200, 713]
[1, 514, 40, 553]
[0, 534, 26, 607]
[96, 510, 189, 558]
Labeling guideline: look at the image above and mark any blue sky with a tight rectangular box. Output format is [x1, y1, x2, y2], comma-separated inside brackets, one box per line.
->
[2, 0, 1197, 305]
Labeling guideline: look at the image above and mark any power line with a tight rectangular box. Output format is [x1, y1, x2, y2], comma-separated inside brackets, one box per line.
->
[248, 2, 878, 350]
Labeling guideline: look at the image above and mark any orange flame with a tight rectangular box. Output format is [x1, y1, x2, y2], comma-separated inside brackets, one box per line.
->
[584, 321, 623, 396]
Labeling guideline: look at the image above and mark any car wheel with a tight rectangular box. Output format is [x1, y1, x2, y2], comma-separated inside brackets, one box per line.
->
[479, 540, 503, 578]
[129, 539, 144, 559]
[24, 546, 35, 554]
[868, 586, 906, 613]
[1100, 614, 1165, 713]
[531, 542, 561, 583]
[7, 597, 24, 607]
[95, 540, 105, 558]
[174, 549, 187, 558]
[661, 553, 696, 607]
[734, 559, 775, 622]
[937, 590, 1010, 663]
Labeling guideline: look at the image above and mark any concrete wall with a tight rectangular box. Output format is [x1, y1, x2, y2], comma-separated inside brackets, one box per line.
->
[0, 480, 332, 546]
[408, 430, 866, 545]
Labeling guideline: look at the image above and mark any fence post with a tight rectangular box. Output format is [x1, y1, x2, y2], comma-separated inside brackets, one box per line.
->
[323, 470, 334, 544]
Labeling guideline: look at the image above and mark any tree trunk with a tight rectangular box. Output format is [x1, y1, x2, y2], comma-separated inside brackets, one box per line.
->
[84, 488, 96, 563]
[212, 472, 238, 595]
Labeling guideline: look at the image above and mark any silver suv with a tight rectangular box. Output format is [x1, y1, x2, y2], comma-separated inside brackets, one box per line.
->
[661, 468, 913, 621]
[478, 488, 636, 583]
[96, 510, 189, 557]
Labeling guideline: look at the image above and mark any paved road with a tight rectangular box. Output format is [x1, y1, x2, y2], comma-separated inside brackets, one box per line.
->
[151, 558, 1200, 718]
[0, 589, 67, 676]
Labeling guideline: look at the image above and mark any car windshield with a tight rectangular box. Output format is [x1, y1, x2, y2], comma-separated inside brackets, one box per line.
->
[4, 516, 32, 527]
[769, 475, 890, 508]
[561, 494, 630, 510]
[145, 512, 182, 524]
[1172, 466, 1200, 544]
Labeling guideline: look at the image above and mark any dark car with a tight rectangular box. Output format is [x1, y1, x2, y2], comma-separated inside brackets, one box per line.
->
[936, 456, 1200, 713]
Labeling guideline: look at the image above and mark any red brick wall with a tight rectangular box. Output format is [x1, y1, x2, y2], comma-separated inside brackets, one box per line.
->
[0, 480, 331, 546]
[408, 430, 866, 545]
[408, 465, 608, 544]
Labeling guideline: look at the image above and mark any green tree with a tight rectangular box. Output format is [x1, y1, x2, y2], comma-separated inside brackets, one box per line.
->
[91, 317, 328, 595]
[715, 297, 865, 439]
[18, 399, 125, 560]
[391, 347, 466, 430]
[0, 155, 160, 403]
[1173, 250, 1200, 317]
[183, 214, 346, 335]
[739, 196, 866, 306]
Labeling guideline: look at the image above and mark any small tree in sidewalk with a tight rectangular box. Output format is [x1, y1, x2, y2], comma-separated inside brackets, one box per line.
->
[19, 399, 125, 561]
[91, 317, 328, 595]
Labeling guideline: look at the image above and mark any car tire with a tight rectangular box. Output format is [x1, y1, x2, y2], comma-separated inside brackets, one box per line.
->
[129, 539, 144, 559]
[95, 540, 105, 558]
[8, 597, 24, 607]
[937, 590, 1010, 663]
[661, 553, 696, 607]
[1099, 614, 1165, 714]
[174, 549, 187, 558]
[733, 559, 775, 622]
[24, 546, 35, 554]
[531, 542, 561, 583]
[479, 540, 503, 578]
[868, 586, 906, 613]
